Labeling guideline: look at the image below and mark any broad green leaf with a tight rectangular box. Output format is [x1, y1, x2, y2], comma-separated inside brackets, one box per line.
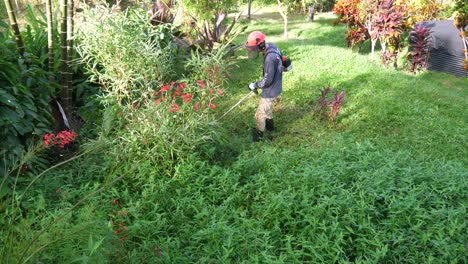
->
[0, 90, 19, 108]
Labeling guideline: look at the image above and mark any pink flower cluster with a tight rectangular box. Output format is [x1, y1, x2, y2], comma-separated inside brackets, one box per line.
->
[44, 130, 78, 148]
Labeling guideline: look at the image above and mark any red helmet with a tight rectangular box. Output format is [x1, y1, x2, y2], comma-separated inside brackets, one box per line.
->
[246, 31, 266, 49]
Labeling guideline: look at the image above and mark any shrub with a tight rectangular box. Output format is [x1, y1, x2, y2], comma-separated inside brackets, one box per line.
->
[407, 23, 432, 73]
[76, 4, 236, 182]
[0, 22, 55, 177]
[373, 0, 407, 68]
[314, 86, 347, 123]
[75, 6, 179, 103]
[333, 0, 370, 48]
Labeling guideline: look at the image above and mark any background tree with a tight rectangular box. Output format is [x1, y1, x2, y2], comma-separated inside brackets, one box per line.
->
[277, 0, 290, 38]
[255, 0, 296, 39]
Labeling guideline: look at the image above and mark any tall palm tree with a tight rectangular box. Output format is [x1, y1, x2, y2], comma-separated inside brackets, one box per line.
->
[3, 0, 24, 56]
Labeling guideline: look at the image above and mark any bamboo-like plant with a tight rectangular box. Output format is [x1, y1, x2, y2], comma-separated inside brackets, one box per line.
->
[66, 0, 74, 108]
[59, 0, 71, 124]
[3, 0, 24, 56]
[46, 0, 54, 81]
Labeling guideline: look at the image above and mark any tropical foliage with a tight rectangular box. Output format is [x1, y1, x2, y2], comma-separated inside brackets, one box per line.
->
[0, 17, 55, 177]
[333, 0, 449, 68]
[0, 2, 466, 263]
[407, 23, 432, 73]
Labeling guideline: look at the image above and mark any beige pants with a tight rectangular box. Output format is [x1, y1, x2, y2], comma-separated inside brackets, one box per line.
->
[255, 97, 277, 131]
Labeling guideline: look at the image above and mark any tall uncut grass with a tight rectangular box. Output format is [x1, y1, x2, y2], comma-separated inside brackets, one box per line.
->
[2, 6, 466, 263]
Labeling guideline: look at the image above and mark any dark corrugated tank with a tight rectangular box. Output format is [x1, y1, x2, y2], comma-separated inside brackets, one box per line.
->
[416, 20, 467, 78]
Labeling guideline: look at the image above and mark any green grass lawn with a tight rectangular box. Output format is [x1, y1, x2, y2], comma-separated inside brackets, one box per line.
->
[5, 8, 467, 263]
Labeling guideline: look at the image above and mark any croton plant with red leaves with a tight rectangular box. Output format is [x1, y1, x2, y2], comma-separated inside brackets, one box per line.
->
[407, 24, 432, 73]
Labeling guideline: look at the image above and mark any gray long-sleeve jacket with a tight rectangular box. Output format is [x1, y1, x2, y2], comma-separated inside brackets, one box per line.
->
[254, 43, 283, 98]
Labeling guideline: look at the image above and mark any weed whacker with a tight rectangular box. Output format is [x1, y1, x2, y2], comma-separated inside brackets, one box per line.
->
[209, 89, 257, 125]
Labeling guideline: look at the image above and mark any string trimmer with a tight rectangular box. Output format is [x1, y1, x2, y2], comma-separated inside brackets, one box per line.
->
[209, 89, 257, 125]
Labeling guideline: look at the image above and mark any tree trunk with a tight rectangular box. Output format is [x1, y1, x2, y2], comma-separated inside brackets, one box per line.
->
[247, 0, 252, 20]
[277, 0, 288, 39]
[4, 0, 24, 56]
[46, 0, 54, 81]
[371, 39, 376, 60]
[59, 0, 71, 126]
[66, 0, 74, 114]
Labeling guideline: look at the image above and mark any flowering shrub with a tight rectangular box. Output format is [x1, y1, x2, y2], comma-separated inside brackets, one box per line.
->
[153, 80, 224, 113]
[43, 130, 78, 149]
[93, 41, 235, 180]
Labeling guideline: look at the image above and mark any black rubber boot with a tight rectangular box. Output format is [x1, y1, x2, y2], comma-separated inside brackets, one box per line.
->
[253, 129, 264, 142]
[266, 119, 274, 132]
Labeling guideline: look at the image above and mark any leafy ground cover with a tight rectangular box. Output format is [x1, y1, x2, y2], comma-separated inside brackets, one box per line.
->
[2, 7, 467, 263]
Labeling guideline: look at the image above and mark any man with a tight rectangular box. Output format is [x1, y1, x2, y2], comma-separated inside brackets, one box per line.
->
[245, 31, 284, 142]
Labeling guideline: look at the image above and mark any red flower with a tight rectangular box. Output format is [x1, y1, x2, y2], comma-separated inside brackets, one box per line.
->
[174, 91, 183, 96]
[217, 89, 224, 95]
[177, 82, 187, 90]
[160, 85, 170, 92]
[197, 79, 206, 89]
[209, 103, 217, 109]
[44, 133, 55, 146]
[209, 88, 214, 95]
[182, 94, 193, 103]
[43, 130, 77, 148]
[154, 98, 162, 104]
[194, 103, 200, 110]
[170, 103, 180, 112]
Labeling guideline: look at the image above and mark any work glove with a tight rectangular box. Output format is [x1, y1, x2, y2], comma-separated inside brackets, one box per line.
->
[248, 82, 258, 95]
